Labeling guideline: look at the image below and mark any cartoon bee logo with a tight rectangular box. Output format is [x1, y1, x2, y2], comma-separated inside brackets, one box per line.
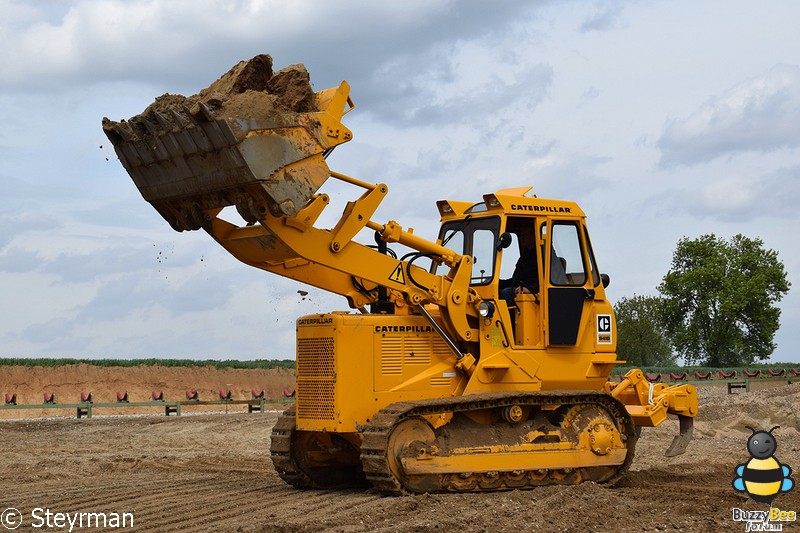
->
[733, 425, 794, 504]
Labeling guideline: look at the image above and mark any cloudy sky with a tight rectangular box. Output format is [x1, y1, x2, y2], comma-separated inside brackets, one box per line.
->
[1, 0, 798, 362]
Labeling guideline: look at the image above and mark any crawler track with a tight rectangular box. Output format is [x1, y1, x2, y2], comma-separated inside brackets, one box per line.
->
[360, 391, 637, 494]
[269, 406, 314, 488]
[270, 405, 367, 489]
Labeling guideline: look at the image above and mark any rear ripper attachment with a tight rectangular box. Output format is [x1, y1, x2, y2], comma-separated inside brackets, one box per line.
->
[608, 369, 698, 458]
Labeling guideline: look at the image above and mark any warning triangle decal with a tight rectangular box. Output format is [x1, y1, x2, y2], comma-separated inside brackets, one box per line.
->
[389, 263, 405, 284]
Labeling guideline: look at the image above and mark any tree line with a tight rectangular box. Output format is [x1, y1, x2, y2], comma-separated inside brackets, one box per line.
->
[614, 234, 790, 368]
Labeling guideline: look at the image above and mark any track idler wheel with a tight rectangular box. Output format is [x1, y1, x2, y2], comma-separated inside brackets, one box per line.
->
[291, 431, 367, 488]
[561, 403, 630, 483]
[386, 417, 438, 493]
[270, 407, 367, 490]
[588, 419, 616, 455]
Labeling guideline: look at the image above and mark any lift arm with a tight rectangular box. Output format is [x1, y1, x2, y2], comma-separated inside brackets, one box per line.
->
[103, 71, 481, 343]
[201, 171, 480, 343]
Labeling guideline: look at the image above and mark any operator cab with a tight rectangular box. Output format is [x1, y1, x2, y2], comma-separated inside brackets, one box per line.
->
[435, 192, 610, 350]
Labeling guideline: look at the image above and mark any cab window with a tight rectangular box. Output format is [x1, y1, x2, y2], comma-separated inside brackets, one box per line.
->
[437, 217, 500, 285]
[550, 223, 587, 286]
[470, 228, 495, 284]
[584, 227, 601, 287]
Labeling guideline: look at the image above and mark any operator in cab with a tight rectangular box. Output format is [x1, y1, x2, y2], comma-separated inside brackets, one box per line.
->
[498, 220, 539, 313]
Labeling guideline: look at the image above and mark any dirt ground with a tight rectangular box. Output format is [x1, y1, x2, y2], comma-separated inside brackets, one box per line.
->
[1, 373, 799, 533]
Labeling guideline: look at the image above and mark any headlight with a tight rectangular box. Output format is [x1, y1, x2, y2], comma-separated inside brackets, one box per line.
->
[478, 301, 495, 318]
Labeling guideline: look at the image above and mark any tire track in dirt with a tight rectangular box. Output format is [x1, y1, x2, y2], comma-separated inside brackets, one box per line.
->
[5, 474, 224, 515]
[142, 483, 267, 532]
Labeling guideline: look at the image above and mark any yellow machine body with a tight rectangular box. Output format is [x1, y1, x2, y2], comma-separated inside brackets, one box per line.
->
[296, 313, 456, 433]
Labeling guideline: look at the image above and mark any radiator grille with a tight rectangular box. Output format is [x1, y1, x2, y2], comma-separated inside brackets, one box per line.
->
[297, 337, 334, 376]
[296, 337, 335, 420]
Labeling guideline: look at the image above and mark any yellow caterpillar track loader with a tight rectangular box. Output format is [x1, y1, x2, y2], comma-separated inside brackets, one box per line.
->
[104, 55, 697, 494]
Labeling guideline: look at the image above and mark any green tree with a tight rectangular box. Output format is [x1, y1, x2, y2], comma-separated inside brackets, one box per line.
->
[658, 234, 790, 367]
[614, 295, 675, 367]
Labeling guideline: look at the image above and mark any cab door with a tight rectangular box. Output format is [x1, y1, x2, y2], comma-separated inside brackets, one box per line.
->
[541, 221, 594, 346]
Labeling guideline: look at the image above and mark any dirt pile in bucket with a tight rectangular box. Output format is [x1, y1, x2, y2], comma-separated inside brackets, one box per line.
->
[137, 54, 316, 127]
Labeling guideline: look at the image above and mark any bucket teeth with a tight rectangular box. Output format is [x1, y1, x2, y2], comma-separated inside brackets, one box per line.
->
[127, 117, 148, 136]
[102, 118, 133, 143]
[169, 109, 192, 128]
[140, 116, 162, 136]
[154, 111, 173, 129]
[189, 101, 216, 122]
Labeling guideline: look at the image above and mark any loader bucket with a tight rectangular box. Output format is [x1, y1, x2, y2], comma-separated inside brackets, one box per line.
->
[102, 55, 353, 231]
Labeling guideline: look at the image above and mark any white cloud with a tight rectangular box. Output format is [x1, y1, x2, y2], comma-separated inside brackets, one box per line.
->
[579, 3, 625, 32]
[660, 163, 800, 222]
[1, 0, 799, 362]
[0, 0, 536, 92]
[658, 64, 800, 167]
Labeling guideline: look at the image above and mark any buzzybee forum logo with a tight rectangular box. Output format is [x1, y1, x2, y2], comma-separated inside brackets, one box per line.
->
[731, 426, 796, 531]
[734, 426, 794, 504]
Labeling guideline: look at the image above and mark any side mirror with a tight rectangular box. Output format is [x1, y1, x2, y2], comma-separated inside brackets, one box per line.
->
[601, 273, 610, 288]
[497, 232, 513, 251]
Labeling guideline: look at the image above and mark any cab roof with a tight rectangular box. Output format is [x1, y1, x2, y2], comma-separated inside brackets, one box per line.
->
[436, 187, 585, 220]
